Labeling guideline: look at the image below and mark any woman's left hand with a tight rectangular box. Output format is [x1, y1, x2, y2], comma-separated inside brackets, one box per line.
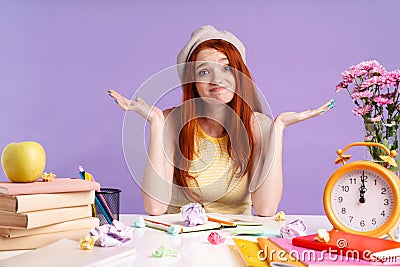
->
[275, 99, 335, 128]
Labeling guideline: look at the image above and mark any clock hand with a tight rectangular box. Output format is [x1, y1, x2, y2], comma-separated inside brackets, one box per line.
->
[359, 171, 368, 203]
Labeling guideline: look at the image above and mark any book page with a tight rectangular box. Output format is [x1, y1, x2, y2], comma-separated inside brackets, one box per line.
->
[0, 239, 135, 266]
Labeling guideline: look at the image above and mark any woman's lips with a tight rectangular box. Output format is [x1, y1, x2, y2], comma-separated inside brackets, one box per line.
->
[209, 86, 227, 93]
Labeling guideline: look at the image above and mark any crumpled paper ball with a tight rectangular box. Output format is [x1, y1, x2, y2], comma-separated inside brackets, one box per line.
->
[314, 229, 330, 243]
[133, 217, 146, 228]
[167, 225, 182, 236]
[90, 220, 134, 247]
[152, 245, 180, 258]
[207, 231, 225, 245]
[280, 218, 307, 238]
[180, 203, 207, 226]
[79, 235, 98, 250]
[274, 211, 286, 222]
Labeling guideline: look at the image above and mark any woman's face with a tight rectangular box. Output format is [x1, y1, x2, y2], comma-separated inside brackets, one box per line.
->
[194, 48, 236, 104]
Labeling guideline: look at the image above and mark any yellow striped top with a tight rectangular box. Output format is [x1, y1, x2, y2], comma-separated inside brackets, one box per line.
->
[168, 123, 251, 215]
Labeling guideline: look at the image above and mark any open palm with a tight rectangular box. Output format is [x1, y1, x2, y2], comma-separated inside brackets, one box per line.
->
[276, 99, 334, 127]
[108, 89, 164, 122]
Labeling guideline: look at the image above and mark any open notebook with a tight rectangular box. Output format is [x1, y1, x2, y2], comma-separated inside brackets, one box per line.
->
[144, 214, 220, 233]
[144, 213, 264, 233]
[0, 239, 136, 267]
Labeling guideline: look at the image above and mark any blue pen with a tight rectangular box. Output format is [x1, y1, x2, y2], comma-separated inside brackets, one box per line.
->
[78, 165, 113, 224]
[94, 197, 113, 224]
[78, 165, 85, 180]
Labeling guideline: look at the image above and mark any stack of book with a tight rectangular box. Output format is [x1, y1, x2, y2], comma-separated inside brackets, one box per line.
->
[0, 178, 101, 250]
[233, 230, 400, 266]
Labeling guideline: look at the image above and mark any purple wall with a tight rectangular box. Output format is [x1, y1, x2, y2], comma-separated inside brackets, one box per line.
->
[1, 1, 399, 215]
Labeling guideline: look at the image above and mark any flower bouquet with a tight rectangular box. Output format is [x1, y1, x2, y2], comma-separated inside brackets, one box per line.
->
[336, 60, 400, 172]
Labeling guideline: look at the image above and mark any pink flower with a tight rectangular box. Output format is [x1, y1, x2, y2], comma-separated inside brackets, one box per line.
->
[364, 135, 373, 141]
[335, 81, 347, 92]
[387, 70, 400, 86]
[374, 95, 393, 106]
[207, 231, 225, 245]
[358, 60, 386, 75]
[342, 69, 356, 84]
[351, 90, 373, 99]
[360, 76, 384, 89]
[370, 115, 382, 122]
[353, 105, 372, 116]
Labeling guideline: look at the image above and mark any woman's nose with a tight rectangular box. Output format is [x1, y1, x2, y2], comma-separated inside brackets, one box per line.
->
[210, 69, 223, 85]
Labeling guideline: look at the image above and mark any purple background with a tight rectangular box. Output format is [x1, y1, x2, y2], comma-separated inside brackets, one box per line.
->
[1, 1, 399, 215]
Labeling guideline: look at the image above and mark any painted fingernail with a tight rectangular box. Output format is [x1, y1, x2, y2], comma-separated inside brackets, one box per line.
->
[114, 100, 118, 104]
[330, 99, 336, 104]
[330, 105, 335, 109]
[321, 109, 326, 113]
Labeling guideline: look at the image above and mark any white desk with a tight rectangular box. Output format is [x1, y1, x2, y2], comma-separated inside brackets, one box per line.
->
[0, 214, 332, 266]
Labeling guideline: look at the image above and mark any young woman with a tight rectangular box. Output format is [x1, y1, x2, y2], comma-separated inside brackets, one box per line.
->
[109, 25, 334, 216]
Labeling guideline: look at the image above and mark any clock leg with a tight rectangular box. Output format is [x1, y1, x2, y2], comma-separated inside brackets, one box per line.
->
[387, 232, 396, 241]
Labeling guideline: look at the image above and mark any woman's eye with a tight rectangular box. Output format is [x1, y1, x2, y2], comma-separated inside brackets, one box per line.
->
[223, 65, 232, 72]
[198, 70, 209, 76]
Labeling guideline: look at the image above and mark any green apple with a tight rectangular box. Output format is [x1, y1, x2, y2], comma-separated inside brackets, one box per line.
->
[1, 141, 46, 183]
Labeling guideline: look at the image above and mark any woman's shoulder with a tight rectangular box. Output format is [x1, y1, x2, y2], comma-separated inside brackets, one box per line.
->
[163, 106, 182, 131]
[163, 107, 175, 118]
[252, 112, 273, 128]
[250, 112, 273, 143]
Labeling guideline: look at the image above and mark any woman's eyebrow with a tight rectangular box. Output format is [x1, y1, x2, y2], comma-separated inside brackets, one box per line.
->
[195, 62, 208, 70]
[195, 58, 230, 70]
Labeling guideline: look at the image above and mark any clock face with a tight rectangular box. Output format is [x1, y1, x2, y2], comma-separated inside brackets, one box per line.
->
[330, 169, 394, 232]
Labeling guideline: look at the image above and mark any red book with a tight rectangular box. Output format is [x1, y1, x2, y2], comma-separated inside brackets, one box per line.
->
[0, 178, 100, 195]
[292, 230, 400, 262]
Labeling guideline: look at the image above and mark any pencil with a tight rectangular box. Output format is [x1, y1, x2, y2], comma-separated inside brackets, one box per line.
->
[78, 166, 113, 224]
[85, 172, 115, 222]
[207, 216, 236, 227]
[144, 218, 184, 234]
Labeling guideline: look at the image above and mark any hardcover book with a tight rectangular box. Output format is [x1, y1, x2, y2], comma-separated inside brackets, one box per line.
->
[0, 191, 95, 213]
[0, 205, 92, 229]
[0, 217, 99, 238]
[0, 229, 93, 251]
[292, 230, 400, 261]
[0, 238, 136, 265]
[0, 178, 100, 195]
[269, 236, 400, 266]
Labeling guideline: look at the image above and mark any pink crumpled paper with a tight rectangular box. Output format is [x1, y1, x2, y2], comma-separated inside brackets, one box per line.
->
[280, 218, 307, 238]
[90, 220, 134, 247]
[180, 203, 207, 226]
[207, 231, 225, 245]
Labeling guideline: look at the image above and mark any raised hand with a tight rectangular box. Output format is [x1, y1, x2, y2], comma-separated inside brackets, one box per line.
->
[275, 99, 335, 128]
[107, 89, 164, 123]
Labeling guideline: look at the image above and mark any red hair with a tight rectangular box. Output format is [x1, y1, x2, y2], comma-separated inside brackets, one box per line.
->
[174, 39, 262, 188]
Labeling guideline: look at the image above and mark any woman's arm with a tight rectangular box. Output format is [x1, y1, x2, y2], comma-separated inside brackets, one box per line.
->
[251, 99, 335, 216]
[108, 90, 174, 215]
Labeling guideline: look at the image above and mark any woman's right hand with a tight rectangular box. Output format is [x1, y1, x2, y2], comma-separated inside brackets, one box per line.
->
[108, 89, 164, 123]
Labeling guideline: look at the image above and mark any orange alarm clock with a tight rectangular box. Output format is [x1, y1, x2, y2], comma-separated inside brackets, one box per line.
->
[323, 142, 400, 240]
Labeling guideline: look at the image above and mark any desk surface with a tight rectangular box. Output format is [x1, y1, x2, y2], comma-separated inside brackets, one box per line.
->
[0, 214, 332, 266]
